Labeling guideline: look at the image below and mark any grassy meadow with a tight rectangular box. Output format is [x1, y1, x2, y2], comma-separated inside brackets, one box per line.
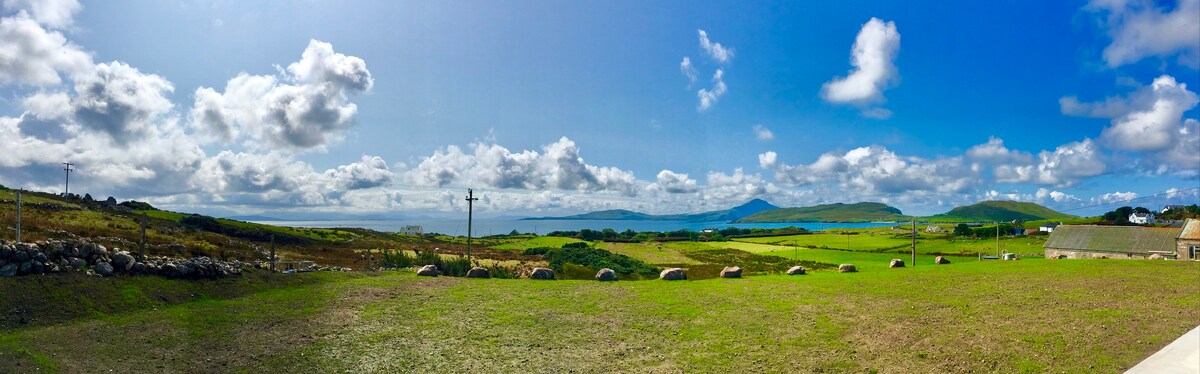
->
[1, 259, 1196, 373]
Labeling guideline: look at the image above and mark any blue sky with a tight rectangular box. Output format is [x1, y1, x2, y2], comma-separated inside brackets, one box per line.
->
[0, 0, 1197, 218]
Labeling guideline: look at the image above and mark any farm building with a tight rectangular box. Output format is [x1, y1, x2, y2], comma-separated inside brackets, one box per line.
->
[1044, 225, 1181, 259]
[1039, 222, 1060, 233]
[924, 225, 946, 233]
[1128, 212, 1156, 225]
[1178, 219, 1200, 260]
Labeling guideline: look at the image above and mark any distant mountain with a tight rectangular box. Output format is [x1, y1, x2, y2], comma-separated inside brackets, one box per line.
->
[733, 202, 908, 223]
[925, 201, 1076, 222]
[524, 198, 779, 222]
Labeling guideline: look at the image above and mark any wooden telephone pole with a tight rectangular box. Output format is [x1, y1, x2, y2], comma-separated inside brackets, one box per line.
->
[465, 189, 479, 263]
[14, 190, 20, 243]
[911, 220, 916, 266]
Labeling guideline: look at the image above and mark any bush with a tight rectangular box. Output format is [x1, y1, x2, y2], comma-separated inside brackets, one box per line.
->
[439, 256, 473, 277]
[379, 250, 415, 268]
[118, 200, 156, 211]
[522, 247, 553, 256]
[543, 246, 659, 278]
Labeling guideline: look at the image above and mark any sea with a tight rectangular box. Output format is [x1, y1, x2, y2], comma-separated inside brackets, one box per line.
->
[249, 219, 899, 236]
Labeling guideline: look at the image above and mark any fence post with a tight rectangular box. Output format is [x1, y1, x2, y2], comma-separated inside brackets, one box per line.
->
[139, 212, 146, 255]
[15, 189, 20, 243]
[270, 234, 276, 272]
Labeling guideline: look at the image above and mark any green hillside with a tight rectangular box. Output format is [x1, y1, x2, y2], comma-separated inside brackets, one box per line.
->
[733, 202, 908, 223]
[925, 201, 1076, 222]
[525, 198, 778, 222]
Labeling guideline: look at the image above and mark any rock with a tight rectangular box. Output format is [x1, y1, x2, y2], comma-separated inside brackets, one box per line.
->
[69, 257, 88, 269]
[838, 264, 857, 273]
[416, 264, 439, 276]
[0, 258, 6, 267]
[11, 250, 29, 263]
[33, 251, 47, 263]
[112, 251, 135, 271]
[132, 262, 146, 274]
[29, 261, 43, 274]
[934, 256, 950, 265]
[720, 266, 743, 278]
[529, 267, 555, 280]
[595, 268, 617, 281]
[18, 261, 32, 275]
[465, 267, 490, 278]
[94, 262, 114, 277]
[1148, 254, 1164, 260]
[94, 245, 109, 256]
[659, 268, 686, 280]
[787, 266, 806, 275]
[889, 259, 905, 268]
[0, 263, 16, 277]
[0, 244, 12, 259]
[78, 243, 93, 258]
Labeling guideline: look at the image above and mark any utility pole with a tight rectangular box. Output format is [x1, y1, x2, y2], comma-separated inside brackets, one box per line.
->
[911, 219, 916, 266]
[62, 162, 74, 197]
[995, 221, 1000, 258]
[139, 213, 146, 255]
[270, 234, 276, 272]
[15, 189, 20, 243]
[465, 188, 479, 263]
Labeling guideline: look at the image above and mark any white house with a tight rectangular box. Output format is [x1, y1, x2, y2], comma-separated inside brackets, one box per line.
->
[398, 225, 423, 235]
[1039, 222, 1060, 233]
[1129, 212, 1156, 225]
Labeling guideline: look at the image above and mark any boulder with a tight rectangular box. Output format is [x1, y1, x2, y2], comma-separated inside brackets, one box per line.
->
[131, 262, 147, 274]
[529, 267, 555, 280]
[95, 262, 114, 277]
[18, 261, 32, 275]
[416, 264, 439, 276]
[838, 264, 857, 273]
[69, 257, 88, 269]
[78, 243, 93, 259]
[94, 245, 109, 257]
[0, 263, 16, 277]
[112, 251, 135, 271]
[29, 261, 43, 274]
[889, 259, 905, 268]
[787, 266, 806, 275]
[720, 266, 743, 278]
[659, 268, 686, 280]
[465, 267, 490, 278]
[11, 250, 29, 263]
[934, 256, 950, 265]
[595, 268, 617, 281]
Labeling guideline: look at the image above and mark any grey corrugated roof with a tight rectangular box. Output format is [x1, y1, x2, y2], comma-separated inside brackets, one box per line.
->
[1044, 225, 1180, 254]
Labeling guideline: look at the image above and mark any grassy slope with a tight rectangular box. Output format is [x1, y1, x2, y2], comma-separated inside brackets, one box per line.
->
[490, 236, 584, 250]
[2, 260, 1197, 372]
[926, 201, 1077, 222]
[735, 202, 909, 223]
[734, 231, 1049, 257]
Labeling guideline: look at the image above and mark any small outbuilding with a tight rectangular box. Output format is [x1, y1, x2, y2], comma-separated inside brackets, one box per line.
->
[1044, 225, 1180, 259]
[1177, 219, 1200, 261]
[924, 225, 946, 233]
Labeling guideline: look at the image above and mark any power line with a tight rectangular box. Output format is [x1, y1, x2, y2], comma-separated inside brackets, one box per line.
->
[1057, 187, 1199, 213]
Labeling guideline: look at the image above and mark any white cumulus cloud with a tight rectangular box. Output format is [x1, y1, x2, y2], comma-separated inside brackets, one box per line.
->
[697, 69, 727, 111]
[1086, 0, 1200, 67]
[752, 124, 774, 141]
[697, 29, 733, 63]
[822, 17, 900, 118]
[679, 57, 697, 84]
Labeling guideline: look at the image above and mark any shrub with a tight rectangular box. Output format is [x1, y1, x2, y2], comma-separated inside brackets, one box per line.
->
[543, 246, 659, 278]
[379, 250, 415, 269]
[522, 247, 553, 256]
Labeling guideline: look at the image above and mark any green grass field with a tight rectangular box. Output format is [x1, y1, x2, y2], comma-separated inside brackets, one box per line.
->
[1, 260, 1196, 372]
[735, 231, 1048, 256]
[490, 236, 584, 250]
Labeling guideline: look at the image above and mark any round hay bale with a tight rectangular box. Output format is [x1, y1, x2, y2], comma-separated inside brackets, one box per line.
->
[838, 264, 857, 273]
[416, 264, 439, 277]
[786, 266, 806, 275]
[465, 267, 490, 278]
[659, 268, 686, 280]
[1148, 254, 1164, 260]
[529, 267, 555, 280]
[889, 259, 905, 268]
[720, 266, 743, 278]
[934, 256, 950, 265]
[595, 268, 617, 281]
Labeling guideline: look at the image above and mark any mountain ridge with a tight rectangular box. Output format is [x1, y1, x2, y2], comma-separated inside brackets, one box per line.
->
[523, 198, 779, 222]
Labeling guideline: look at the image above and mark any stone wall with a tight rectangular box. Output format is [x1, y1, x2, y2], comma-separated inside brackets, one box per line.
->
[1044, 248, 1158, 260]
[1177, 239, 1200, 261]
[0, 240, 249, 278]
